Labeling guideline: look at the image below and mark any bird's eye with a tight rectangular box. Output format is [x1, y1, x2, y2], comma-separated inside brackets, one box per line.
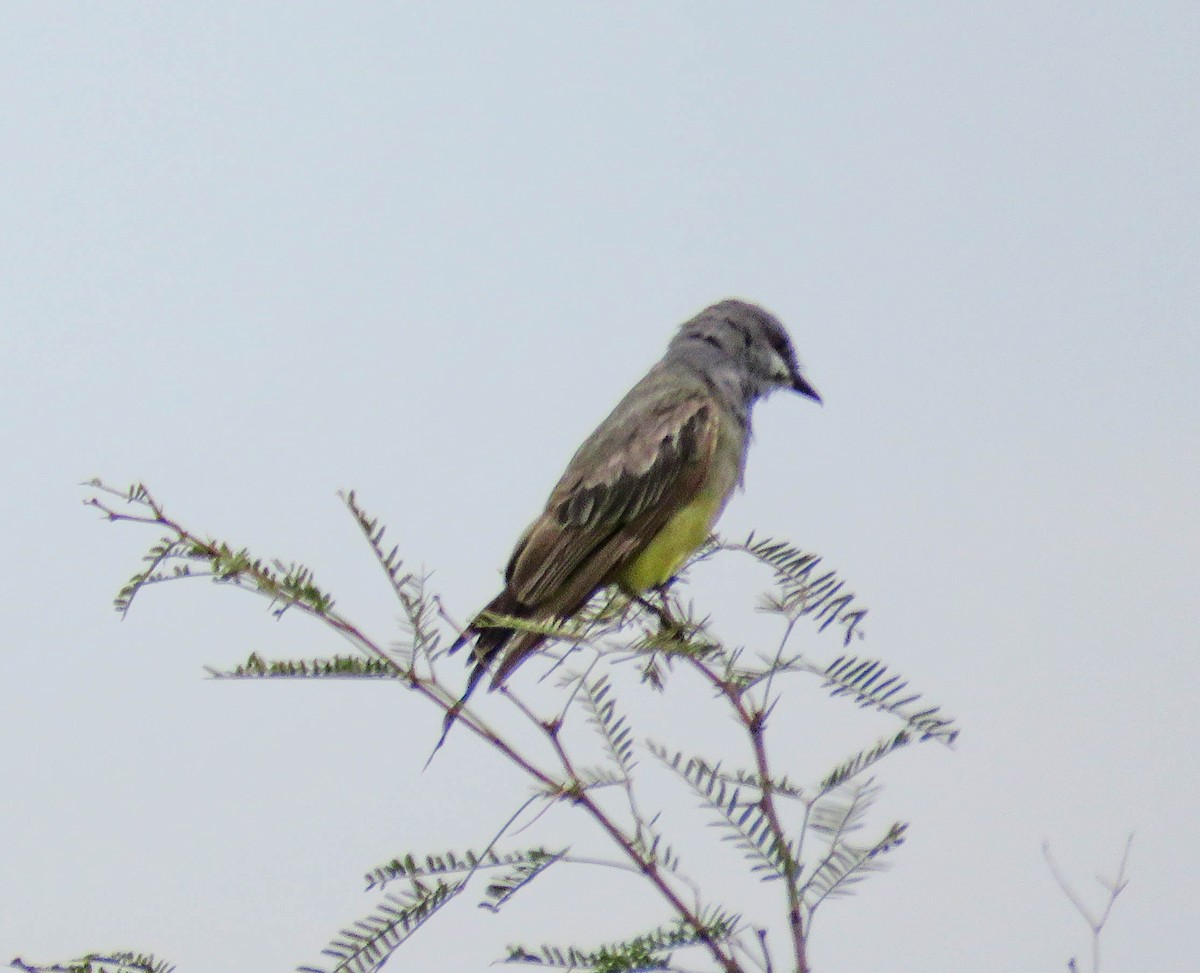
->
[703, 335, 723, 350]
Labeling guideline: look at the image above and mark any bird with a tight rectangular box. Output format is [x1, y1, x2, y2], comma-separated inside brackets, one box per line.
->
[444, 298, 821, 733]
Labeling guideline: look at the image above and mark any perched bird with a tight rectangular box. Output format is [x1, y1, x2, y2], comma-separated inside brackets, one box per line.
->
[446, 298, 820, 722]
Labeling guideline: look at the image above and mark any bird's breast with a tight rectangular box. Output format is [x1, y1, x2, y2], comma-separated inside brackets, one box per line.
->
[617, 417, 745, 593]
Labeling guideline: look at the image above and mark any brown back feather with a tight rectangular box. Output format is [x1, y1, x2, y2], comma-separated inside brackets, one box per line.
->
[473, 391, 719, 687]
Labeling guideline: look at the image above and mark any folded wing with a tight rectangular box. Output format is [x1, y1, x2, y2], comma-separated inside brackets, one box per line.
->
[476, 381, 720, 686]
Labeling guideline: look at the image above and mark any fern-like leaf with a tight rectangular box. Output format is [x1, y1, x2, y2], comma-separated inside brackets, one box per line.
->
[11, 951, 175, 973]
[807, 780, 878, 839]
[623, 597, 721, 662]
[298, 879, 461, 973]
[802, 820, 907, 914]
[205, 652, 396, 679]
[479, 850, 566, 913]
[818, 731, 911, 793]
[644, 831, 683, 874]
[581, 677, 638, 778]
[504, 912, 739, 971]
[730, 534, 869, 645]
[821, 656, 959, 743]
[799, 780, 908, 914]
[719, 767, 807, 801]
[339, 491, 415, 608]
[111, 536, 193, 615]
[341, 488, 443, 664]
[649, 743, 790, 881]
[474, 611, 594, 644]
[572, 766, 628, 790]
[364, 847, 564, 891]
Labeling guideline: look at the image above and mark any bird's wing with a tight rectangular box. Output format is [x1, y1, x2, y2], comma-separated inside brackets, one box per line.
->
[504, 383, 720, 610]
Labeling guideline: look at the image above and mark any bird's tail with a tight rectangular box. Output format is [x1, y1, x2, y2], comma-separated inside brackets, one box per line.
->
[449, 588, 526, 685]
[425, 655, 492, 768]
[426, 590, 533, 766]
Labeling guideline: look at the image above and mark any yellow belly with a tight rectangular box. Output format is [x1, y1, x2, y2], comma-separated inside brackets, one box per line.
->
[618, 488, 726, 593]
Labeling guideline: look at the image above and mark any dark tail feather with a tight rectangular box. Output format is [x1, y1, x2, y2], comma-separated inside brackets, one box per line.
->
[448, 587, 521, 658]
[488, 628, 549, 689]
[424, 657, 492, 769]
[425, 585, 567, 767]
[425, 593, 521, 767]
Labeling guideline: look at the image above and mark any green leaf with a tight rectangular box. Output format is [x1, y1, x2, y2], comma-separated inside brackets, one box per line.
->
[503, 913, 739, 971]
[728, 534, 870, 645]
[480, 850, 566, 913]
[365, 847, 564, 891]
[10, 951, 175, 973]
[821, 656, 959, 744]
[298, 879, 462, 973]
[649, 743, 791, 881]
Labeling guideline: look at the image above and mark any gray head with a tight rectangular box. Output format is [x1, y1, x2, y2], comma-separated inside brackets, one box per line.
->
[668, 298, 821, 406]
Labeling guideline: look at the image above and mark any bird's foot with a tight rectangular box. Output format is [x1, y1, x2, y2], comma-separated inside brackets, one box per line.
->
[635, 592, 686, 644]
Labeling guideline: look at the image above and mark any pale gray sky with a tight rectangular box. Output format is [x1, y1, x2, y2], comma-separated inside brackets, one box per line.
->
[2, 4, 1197, 972]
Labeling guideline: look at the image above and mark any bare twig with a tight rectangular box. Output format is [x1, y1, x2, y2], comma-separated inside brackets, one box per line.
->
[1043, 834, 1134, 973]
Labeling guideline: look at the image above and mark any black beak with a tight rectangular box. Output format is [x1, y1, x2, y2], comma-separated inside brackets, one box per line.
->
[792, 371, 822, 404]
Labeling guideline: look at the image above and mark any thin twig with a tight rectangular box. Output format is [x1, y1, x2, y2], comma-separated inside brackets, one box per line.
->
[687, 656, 809, 973]
[759, 616, 799, 712]
[537, 683, 743, 973]
[1043, 835, 1133, 973]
